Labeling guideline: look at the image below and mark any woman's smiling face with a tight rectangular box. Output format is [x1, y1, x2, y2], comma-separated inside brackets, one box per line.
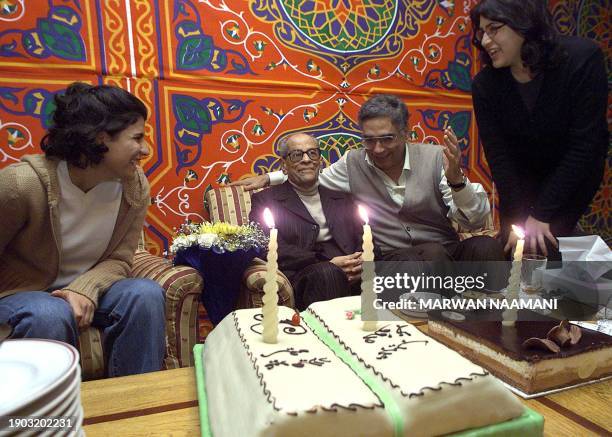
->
[97, 117, 149, 180]
[478, 16, 525, 70]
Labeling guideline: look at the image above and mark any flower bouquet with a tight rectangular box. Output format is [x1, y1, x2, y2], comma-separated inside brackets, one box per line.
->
[171, 221, 268, 325]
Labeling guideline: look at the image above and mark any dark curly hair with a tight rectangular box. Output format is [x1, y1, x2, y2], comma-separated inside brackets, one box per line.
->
[470, 0, 565, 74]
[358, 94, 409, 132]
[41, 82, 147, 168]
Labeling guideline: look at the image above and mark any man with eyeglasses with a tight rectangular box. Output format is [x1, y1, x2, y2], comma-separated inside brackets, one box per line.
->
[249, 133, 365, 310]
[237, 94, 504, 267]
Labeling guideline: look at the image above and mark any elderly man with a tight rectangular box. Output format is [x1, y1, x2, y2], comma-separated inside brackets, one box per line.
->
[237, 95, 504, 266]
[249, 133, 365, 310]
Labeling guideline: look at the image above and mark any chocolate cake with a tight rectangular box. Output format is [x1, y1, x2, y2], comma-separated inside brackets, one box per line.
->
[427, 311, 612, 394]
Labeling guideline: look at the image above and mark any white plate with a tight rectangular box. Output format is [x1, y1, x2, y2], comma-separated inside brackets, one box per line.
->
[18, 365, 81, 418]
[32, 366, 81, 418]
[0, 339, 79, 416]
[35, 399, 82, 437]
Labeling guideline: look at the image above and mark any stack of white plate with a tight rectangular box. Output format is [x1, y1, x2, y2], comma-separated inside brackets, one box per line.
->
[0, 339, 83, 436]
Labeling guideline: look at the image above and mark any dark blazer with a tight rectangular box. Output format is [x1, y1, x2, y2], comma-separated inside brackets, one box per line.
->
[472, 36, 608, 238]
[249, 182, 363, 277]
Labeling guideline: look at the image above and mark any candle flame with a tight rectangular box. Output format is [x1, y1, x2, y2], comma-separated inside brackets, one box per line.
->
[358, 204, 369, 224]
[511, 225, 525, 239]
[263, 207, 275, 228]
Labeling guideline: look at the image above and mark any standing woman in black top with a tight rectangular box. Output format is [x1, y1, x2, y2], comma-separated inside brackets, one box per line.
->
[470, 0, 608, 259]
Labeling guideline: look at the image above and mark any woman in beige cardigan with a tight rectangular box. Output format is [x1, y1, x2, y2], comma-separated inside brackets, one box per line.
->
[0, 82, 165, 377]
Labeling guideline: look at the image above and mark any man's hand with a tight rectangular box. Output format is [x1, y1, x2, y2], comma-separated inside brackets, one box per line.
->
[442, 127, 464, 185]
[330, 252, 363, 283]
[228, 174, 270, 191]
[524, 215, 557, 256]
[51, 289, 95, 330]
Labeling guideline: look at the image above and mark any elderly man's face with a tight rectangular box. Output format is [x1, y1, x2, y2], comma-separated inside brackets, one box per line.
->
[282, 133, 321, 190]
[361, 116, 406, 173]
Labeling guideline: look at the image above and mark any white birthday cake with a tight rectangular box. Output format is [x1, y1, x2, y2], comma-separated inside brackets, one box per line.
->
[200, 296, 533, 436]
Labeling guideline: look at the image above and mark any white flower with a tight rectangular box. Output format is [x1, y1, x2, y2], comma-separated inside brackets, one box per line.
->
[198, 233, 219, 248]
[170, 235, 190, 253]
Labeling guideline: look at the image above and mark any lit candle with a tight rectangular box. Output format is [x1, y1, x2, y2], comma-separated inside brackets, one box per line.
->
[502, 225, 525, 327]
[358, 205, 377, 331]
[262, 208, 279, 343]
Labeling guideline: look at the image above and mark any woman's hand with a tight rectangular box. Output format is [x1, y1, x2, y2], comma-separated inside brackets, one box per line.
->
[524, 215, 557, 256]
[51, 289, 95, 330]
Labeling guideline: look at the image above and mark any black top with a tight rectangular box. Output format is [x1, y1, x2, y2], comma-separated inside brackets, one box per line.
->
[472, 36, 608, 237]
[516, 74, 543, 114]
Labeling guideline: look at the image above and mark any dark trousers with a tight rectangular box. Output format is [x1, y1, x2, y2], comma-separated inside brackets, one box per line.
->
[378, 236, 505, 262]
[290, 262, 360, 311]
[377, 236, 507, 292]
[286, 238, 360, 311]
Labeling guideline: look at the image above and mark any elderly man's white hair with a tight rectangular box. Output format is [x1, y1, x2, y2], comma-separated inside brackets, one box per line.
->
[277, 133, 320, 158]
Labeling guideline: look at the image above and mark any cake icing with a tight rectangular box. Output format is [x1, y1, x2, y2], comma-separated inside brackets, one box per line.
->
[202, 297, 528, 436]
[306, 297, 525, 436]
[202, 306, 394, 437]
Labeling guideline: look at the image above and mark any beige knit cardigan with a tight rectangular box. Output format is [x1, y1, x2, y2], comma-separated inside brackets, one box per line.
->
[0, 155, 150, 307]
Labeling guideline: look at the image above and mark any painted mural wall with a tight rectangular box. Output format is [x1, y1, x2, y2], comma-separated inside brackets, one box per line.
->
[0, 0, 609, 252]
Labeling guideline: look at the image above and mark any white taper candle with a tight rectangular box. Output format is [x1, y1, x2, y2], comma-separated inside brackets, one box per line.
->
[358, 205, 377, 331]
[262, 208, 279, 343]
[503, 225, 525, 327]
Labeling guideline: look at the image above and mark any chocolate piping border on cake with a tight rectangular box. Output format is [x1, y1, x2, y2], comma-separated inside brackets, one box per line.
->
[306, 307, 489, 398]
[231, 311, 384, 415]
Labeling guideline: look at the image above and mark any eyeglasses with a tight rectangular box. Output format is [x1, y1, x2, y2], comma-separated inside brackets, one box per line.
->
[285, 148, 321, 163]
[361, 134, 397, 149]
[473, 23, 506, 45]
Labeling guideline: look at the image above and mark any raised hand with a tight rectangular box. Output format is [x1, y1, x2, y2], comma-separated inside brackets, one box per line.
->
[442, 126, 464, 185]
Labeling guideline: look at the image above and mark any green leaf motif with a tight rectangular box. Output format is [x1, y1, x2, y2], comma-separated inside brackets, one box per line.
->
[38, 20, 84, 60]
[449, 112, 470, 138]
[448, 61, 471, 92]
[174, 96, 212, 143]
[178, 36, 213, 70]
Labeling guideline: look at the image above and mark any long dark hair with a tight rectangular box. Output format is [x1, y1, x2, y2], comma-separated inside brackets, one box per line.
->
[470, 0, 565, 73]
[41, 82, 147, 168]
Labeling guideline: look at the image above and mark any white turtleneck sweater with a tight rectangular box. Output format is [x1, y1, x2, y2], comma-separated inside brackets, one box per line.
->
[290, 181, 332, 242]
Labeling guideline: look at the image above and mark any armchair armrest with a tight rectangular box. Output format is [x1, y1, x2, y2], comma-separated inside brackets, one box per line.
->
[239, 257, 295, 309]
[453, 213, 499, 241]
[131, 251, 204, 368]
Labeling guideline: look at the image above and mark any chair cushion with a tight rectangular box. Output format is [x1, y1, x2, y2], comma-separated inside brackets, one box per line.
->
[79, 328, 105, 380]
[132, 251, 203, 368]
[453, 213, 498, 241]
[205, 185, 252, 225]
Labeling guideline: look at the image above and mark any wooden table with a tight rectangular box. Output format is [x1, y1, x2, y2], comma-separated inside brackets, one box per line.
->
[81, 367, 611, 436]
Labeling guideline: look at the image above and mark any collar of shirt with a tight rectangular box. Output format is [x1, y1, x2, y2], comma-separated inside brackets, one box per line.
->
[363, 144, 410, 207]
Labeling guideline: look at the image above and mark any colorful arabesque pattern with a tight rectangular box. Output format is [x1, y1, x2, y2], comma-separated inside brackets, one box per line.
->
[0, 0, 609, 252]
